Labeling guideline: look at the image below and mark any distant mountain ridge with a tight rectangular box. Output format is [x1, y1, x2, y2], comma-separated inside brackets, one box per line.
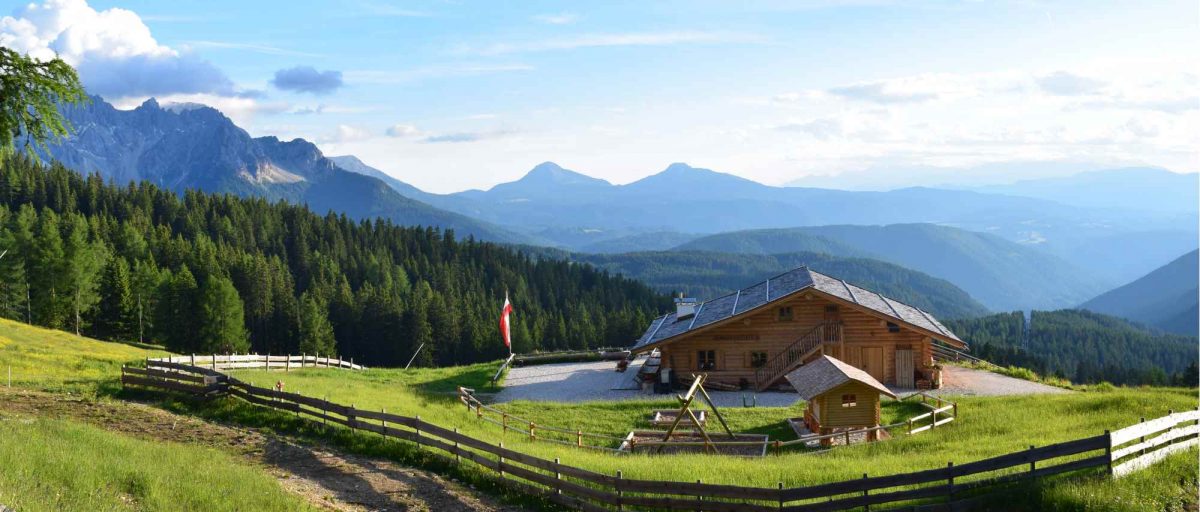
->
[37, 96, 530, 243]
[1080, 250, 1199, 336]
[574, 250, 989, 319]
[674, 224, 1106, 311]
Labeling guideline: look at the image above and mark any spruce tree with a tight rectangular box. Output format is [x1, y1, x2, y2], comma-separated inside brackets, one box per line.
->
[29, 209, 65, 328]
[297, 292, 336, 356]
[196, 276, 249, 354]
[94, 257, 135, 340]
[62, 214, 105, 335]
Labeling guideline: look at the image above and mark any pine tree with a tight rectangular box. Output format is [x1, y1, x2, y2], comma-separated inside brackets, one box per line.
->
[93, 257, 135, 340]
[196, 275, 249, 354]
[154, 266, 198, 351]
[298, 292, 336, 356]
[62, 213, 105, 335]
[29, 209, 65, 328]
[0, 225, 27, 320]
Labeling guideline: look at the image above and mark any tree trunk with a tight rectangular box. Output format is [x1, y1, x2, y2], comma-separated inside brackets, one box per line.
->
[74, 288, 81, 336]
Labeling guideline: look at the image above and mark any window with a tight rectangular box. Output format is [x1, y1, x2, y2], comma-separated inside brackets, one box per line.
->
[697, 350, 716, 371]
[886, 322, 900, 333]
[841, 394, 857, 408]
[749, 352, 768, 368]
[824, 305, 839, 313]
[777, 306, 794, 322]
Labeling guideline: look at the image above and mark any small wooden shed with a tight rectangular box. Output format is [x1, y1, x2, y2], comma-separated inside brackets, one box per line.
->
[785, 355, 896, 441]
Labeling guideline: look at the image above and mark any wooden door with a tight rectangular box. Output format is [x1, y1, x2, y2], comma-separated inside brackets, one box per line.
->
[862, 347, 884, 382]
[895, 349, 914, 388]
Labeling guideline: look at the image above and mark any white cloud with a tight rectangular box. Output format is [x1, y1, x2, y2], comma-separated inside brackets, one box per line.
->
[419, 129, 518, 144]
[321, 124, 373, 143]
[0, 0, 240, 98]
[1035, 71, 1107, 96]
[346, 63, 534, 84]
[467, 31, 764, 56]
[533, 12, 579, 25]
[385, 124, 421, 137]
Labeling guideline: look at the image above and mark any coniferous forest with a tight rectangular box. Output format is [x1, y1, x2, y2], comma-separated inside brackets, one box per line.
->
[943, 310, 1198, 386]
[0, 155, 668, 366]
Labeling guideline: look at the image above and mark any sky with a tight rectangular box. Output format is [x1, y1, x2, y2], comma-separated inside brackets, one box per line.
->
[1, 0, 1196, 193]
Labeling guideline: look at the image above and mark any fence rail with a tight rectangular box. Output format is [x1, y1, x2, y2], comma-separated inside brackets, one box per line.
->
[122, 356, 1197, 512]
[152, 353, 364, 371]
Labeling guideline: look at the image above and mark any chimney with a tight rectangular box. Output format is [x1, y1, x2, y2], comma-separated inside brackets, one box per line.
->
[674, 293, 698, 320]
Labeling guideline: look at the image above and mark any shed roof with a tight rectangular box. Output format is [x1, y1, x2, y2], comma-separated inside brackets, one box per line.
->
[630, 266, 965, 352]
[784, 355, 897, 400]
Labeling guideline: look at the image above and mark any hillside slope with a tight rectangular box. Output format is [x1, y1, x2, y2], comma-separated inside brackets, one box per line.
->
[1080, 250, 1199, 335]
[675, 224, 1104, 311]
[575, 250, 989, 319]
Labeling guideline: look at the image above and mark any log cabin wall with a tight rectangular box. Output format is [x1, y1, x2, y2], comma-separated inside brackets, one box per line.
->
[658, 292, 936, 387]
[817, 381, 882, 429]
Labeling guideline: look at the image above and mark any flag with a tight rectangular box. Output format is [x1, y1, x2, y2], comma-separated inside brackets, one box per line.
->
[499, 292, 513, 352]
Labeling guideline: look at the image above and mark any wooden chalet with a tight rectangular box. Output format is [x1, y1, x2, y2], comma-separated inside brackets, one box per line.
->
[785, 355, 897, 441]
[630, 267, 967, 391]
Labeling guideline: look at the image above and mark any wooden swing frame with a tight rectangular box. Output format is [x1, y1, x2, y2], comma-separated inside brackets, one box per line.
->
[657, 373, 735, 454]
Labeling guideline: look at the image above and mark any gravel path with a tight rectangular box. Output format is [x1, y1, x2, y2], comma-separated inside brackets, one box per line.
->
[496, 361, 1066, 405]
[495, 360, 800, 407]
[932, 366, 1068, 396]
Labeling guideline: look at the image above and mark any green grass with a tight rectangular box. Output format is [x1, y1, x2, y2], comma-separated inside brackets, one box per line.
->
[0, 318, 167, 394]
[0, 413, 314, 512]
[228, 364, 1198, 495]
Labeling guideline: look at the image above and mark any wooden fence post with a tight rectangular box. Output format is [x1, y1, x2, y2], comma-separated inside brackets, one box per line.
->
[381, 408, 386, 437]
[530, 422, 536, 442]
[947, 462, 955, 502]
[349, 404, 356, 433]
[1138, 417, 1146, 456]
[301, 353, 305, 368]
[616, 470, 624, 511]
[502, 412, 508, 435]
[415, 415, 422, 445]
[554, 458, 562, 495]
[1028, 445, 1035, 474]
[286, 356, 290, 372]
[862, 473, 869, 511]
[498, 442, 505, 479]
[576, 429, 582, 447]
[323, 396, 328, 426]
[697, 479, 703, 505]
[777, 482, 784, 510]
[1104, 430, 1113, 475]
[454, 427, 460, 463]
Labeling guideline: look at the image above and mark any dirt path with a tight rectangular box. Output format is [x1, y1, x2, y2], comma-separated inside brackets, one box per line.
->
[934, 366, 1067, 396]
[0, 387, 527, 512]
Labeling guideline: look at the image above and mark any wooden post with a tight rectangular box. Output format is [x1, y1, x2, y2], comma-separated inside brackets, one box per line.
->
[845, 430, 851, 446]
[212, 354, 216, 369]
[616, 470, 624, 511]
[286, 356, 290, 372]
[381, 408, 387, 437]
[1028, 445, 1035, 474]
[529, 422, 536, 441]
[190, 354, 195, 367]
[323, 396, 328, 426]
[498, 442, 505, 479]
[349, 404, 356, 433]
[1138, 417, 1146, 456]
[696, 479, 703, 505]
[266, 352, 270, 370]
[555, 458, 562, 495]
[908, 418, 913, 435]
[454, 427, 460, 463]
[415, 415, 422, 445]
[777, 482, 784, 510]
[862, 473, 869, 511]
[301, 353, 305, 368]
[577, 430, 582, 447]
[947, 462, 955, 501]
[1104, 430, 1113, 475]
[502, 412, 508, 435]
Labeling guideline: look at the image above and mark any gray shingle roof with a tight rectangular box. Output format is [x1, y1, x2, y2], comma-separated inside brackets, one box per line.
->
[784, 355, 897, 400]
[631, 266, 965, 352]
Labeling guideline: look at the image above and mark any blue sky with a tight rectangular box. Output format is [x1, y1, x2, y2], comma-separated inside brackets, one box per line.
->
[2, 0, 1196, 192]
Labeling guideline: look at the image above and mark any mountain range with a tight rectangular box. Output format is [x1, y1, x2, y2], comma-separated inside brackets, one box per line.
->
[338, 158, 1195, 288]
[1080, 250, 1199, 335]
[29, 95, 1199, 314]
[37, 97, 530, 243]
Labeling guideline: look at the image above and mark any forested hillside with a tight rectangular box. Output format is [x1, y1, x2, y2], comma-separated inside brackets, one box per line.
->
[944, 310, 1198, 386]
[1081, 250, 1198, 335]
[0, 155, 667, 367]
[575, 250, 989, 319]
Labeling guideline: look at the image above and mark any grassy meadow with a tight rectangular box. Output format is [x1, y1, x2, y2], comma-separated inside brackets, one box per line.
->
[0, 317, 166, 393]
[0, 414, 313, 512]
[226, 363, 1198, 494]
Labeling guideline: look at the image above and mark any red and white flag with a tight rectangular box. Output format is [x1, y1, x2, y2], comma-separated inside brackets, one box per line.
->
[499, 292, 513, 352]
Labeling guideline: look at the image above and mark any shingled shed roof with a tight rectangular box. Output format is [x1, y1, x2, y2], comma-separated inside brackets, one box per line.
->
[630, 266, 965, 352]
[784, 355, 896, 400]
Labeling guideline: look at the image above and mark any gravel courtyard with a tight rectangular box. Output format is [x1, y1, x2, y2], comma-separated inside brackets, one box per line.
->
[492, 359, 1067, 405]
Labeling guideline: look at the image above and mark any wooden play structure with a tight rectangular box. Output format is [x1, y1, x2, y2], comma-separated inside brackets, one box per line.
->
[785, 355, 896, 445]
[658, 373, 733, 452]
[620, 373, 769, 456]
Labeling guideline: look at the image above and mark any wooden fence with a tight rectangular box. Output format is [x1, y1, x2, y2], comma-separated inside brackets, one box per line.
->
[122, 357, 1198, 512]
[152, 353, 364, 371]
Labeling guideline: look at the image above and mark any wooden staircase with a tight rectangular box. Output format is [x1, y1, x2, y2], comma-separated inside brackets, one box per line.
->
[753, 321, 842, 391]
